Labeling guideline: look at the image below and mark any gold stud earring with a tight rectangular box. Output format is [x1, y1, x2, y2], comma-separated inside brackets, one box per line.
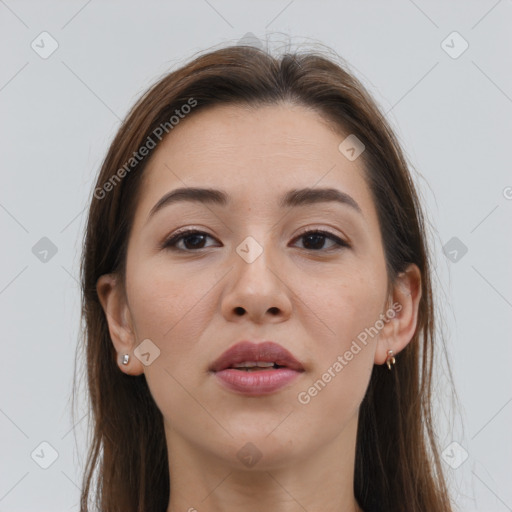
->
[385, 350, 396, 370]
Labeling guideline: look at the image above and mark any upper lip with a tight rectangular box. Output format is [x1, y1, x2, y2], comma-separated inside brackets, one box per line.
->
[209, 341, 305, 372]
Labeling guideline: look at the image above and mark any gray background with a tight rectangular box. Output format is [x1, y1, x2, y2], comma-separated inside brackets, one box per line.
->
[1, 1, 511, 510]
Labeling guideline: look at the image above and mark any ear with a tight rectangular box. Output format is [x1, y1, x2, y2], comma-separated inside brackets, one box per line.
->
[374, 263, 422, 366]
[96, 273, 144, 376]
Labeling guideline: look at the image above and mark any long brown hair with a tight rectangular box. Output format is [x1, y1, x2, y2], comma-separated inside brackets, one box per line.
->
[74, 43, 457, 512]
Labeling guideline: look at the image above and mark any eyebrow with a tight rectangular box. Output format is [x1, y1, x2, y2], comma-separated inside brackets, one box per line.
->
[148, 186, 363, 219]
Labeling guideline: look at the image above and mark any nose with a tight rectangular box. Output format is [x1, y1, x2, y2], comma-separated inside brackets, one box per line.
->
[220, 240, 292, 324]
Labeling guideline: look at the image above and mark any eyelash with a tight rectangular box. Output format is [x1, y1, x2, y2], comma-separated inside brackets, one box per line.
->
[161, 228, 350, 253]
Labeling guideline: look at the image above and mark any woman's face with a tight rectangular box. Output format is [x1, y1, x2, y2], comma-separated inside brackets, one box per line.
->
[110, 103, 400, 467]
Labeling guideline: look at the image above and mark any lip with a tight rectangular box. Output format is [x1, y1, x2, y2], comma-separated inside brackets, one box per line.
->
[209, 341, 304, 372]
[209, 341, 305, 396]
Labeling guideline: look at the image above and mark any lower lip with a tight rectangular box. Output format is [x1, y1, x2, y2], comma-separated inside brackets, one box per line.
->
[213, 368, 302, 396]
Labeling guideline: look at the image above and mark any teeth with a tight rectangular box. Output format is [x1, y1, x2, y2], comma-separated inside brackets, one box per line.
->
[232, 361, 276, 368]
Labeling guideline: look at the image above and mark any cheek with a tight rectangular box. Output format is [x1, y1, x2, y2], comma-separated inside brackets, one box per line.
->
[125, 261, 217, 418]
[123, 260, 221, 409]
[319, 268, 387, 342]
[126, 256, 213, 340]
[305, 269, 386, 396]
[295, 283, 381, 430]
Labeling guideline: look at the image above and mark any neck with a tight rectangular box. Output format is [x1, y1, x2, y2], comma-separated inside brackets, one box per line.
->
[165, 413, 363, 512]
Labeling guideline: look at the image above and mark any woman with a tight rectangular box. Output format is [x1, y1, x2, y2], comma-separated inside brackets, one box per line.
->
[76, 43, 456, 511]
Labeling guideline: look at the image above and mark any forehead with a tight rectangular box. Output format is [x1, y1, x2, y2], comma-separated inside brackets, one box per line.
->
[149, 102, 345, 167]
[136, 103, 376, 219]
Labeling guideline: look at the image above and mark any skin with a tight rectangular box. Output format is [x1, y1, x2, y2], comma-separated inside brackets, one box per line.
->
[97, 103, 421, 512]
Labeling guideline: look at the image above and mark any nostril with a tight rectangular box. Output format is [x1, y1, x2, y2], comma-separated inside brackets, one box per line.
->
[234, 307, 245, 316]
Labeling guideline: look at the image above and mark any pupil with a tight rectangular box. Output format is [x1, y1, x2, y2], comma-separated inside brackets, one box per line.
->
[304, 234, 324, 250]
[185, 234, 205, 249]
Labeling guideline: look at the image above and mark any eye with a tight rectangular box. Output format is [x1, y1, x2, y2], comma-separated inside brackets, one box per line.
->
[291, 229, 350, 252]
[162, 228, 350, 253]
[161, 229, 219, 251]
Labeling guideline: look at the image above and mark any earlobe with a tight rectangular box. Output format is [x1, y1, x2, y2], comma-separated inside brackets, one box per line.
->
[96, 273, 144, 376]
[374, 263, 422, 367]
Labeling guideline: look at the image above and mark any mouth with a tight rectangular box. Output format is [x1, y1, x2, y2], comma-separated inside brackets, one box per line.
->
[209, 340, 305, 373]
[209, 341, 304, 396]
[228, 362, 286, 371]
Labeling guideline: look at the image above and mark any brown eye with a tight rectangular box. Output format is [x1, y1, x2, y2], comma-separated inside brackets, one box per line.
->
[162, 230, 218, 251]
[292, 230, 350, 251]
[162, 228, 350, 253]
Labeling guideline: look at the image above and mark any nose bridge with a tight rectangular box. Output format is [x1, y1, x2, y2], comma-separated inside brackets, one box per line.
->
[220, 230, 291, 322]
[234, 232, 277, 288]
